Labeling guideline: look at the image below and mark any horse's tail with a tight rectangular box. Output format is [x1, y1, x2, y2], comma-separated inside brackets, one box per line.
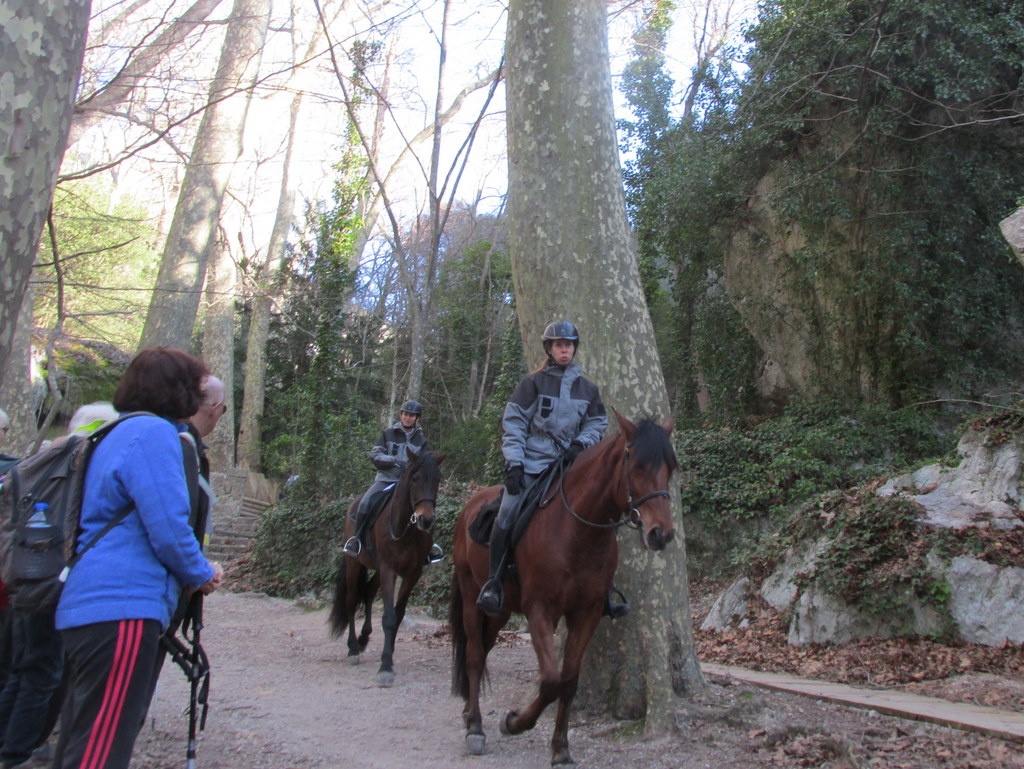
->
[449, 573, 470, 699]
[328, 558, 350, 638]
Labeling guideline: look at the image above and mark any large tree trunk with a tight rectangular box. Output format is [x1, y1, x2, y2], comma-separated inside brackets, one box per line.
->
[201, 234, 236, 468]
[505, 0, 705, 730]
[0, 0, 90, 391]
[236, 98, 299, 470]
[137, 0, 269, 352]
[237, 1, 331, 471]
[0, 284, 39, 456]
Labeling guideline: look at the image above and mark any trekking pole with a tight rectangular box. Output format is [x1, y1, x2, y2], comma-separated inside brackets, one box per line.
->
[186, 593, 205, 769]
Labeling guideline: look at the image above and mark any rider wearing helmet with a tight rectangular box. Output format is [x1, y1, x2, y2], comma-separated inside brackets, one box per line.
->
[343, 400, 432, 557]
[476, 320, 608, 615]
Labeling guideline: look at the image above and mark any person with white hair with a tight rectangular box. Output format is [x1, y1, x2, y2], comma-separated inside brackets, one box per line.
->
[66, 402, 119, 436]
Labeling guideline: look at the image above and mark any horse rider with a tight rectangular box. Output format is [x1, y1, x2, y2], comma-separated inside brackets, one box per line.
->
[476, 320, 610, 616]
[343, 400, 440, 561]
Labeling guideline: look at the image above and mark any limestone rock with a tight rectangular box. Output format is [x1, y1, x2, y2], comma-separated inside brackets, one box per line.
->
[946, 555, 1024, 645]
[1001, 205, 1024, 267]
[700, 577, 751, 631]
[760, 537, 828, 611]
[878, 428, 1023, 529]
[787, 583, 948, 646]
[700, 421, 1024, 647]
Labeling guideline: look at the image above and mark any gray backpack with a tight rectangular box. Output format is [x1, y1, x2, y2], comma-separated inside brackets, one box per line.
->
[0, 412, 149, 613]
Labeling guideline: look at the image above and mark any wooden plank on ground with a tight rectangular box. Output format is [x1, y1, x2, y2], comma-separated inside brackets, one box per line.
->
[702, 663, 1024, 743]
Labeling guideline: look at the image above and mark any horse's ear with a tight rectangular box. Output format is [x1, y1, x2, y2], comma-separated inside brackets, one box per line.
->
[434, 452, 447, 465]
[407, 446, 420, 462]
[613, 410, 637, 438]
[661, 416, 674, 435]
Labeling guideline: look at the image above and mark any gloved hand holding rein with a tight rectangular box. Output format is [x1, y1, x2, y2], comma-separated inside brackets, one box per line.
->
[505, 464, 525, 495]
[564, 441, 585, 462]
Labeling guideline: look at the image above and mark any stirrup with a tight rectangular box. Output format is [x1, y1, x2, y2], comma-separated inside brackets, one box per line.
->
[427, 544, 444, 564]
[603, 586, 630, 619]
[342, 536, 362, 556]
[476, 580, 503, 616]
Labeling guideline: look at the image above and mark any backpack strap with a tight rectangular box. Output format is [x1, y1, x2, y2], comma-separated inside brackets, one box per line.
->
[60, 503, 134, 582]
[61, 411, 160, 576]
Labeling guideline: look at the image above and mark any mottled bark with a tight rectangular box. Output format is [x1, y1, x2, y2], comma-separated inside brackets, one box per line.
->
[0, 283, 39, 456]
[0, 0, 90, 390]
[137, 0, 269, 351]
[506, 0, 705, 730]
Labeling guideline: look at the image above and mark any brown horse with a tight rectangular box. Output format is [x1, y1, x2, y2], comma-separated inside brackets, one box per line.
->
[329, 447, 445, 686]
[449, 412, 677, 765]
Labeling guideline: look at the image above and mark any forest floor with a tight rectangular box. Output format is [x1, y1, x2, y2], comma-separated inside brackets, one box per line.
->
[121, 578, 1024, 769]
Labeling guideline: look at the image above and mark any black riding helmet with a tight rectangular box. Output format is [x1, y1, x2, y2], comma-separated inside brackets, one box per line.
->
[541, 320, 580, 354]
[400, 399, 423, 415]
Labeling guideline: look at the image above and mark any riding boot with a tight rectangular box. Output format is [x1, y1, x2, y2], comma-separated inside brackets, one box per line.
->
[476, 524, 512, 616]
[603, 585, 630, 619]
[342, 511, 368, 556]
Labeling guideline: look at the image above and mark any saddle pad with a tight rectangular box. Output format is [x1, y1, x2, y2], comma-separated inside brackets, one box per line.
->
[468, 495, 500, 545]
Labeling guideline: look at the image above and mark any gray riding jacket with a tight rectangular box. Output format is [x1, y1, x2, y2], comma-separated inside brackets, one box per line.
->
[501, 362, 607, 476]
[370, 423, 429, 483]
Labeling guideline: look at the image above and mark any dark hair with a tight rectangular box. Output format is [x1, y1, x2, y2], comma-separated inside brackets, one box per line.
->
[113, 347, 209, 420]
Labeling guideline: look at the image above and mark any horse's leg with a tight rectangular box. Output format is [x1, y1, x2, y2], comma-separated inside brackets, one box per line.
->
[376, 566, 400, 687]
[547, 609, 603, 766]
[501, 610, 561, 739]
[358, 570, 379, 651]
[460, 578, 496, 755]
[392, 565, 422, 627]
[376, 565, 422, 684]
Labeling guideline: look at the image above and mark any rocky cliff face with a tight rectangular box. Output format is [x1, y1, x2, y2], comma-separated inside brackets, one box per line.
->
[724, 171, 896, 407]
[702, 419, 1024, 646]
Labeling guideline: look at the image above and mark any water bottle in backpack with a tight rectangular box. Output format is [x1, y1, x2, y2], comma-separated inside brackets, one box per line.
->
[12, 502, 65, 583]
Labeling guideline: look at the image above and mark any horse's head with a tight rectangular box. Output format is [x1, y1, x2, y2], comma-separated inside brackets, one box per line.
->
[404, 447, 446, 532]
[615, 412, 677, 551]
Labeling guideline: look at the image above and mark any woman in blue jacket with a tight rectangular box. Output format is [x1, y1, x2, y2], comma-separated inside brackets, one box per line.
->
[54, 347, 223, 769]
[476, 320, 608, 615]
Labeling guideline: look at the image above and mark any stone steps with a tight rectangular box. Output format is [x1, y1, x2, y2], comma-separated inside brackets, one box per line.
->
[203, 469, 278, 564]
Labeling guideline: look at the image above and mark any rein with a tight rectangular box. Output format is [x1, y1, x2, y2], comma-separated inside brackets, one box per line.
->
[554, 442, 670, 530]
[387, 470, 436, 541]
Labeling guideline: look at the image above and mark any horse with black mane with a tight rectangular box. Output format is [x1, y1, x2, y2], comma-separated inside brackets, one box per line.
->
[449, 412, 677, 765]
[329, 446, 445, 686]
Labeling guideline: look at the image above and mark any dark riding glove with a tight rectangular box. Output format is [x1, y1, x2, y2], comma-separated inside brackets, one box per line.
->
[564, 441, 585, 462]
[505, 464, 525, 495]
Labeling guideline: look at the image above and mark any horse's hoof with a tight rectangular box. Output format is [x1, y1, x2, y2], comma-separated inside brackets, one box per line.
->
[347, 653, 361, 666]
[499, 710, 519, 736]
[551, 753, 576, 766]
[465, 733, 486, 756]
[376, 670, 395, 687]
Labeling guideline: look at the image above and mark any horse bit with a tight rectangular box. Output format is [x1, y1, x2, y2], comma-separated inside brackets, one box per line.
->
[388, 474, 435, 541]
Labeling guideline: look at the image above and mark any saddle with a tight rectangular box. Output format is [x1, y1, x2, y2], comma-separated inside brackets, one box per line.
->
[468, 460, 563, 549]
[350, 483, 396, 560]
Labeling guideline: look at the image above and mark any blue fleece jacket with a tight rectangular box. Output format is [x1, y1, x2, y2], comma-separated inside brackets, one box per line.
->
[55, 415, 214, 632]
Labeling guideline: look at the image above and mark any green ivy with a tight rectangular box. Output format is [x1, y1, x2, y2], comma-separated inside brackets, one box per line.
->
[678, 397, 948, 530]
[249, 495, 352, 597]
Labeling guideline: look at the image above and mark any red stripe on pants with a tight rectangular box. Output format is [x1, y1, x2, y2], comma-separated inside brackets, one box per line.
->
[79, 620, 143, 769]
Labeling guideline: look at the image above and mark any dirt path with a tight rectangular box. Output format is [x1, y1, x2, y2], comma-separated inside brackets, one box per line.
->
[130, 590, 1024, 769]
